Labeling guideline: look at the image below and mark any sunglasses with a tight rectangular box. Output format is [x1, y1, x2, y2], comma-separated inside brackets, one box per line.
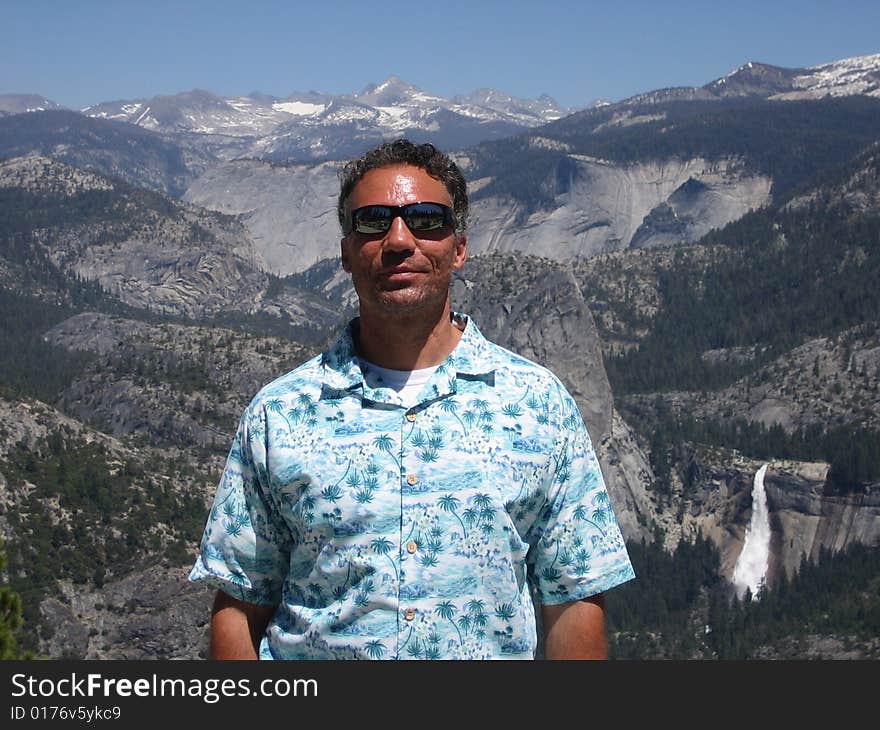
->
[344, 202, 456, 235]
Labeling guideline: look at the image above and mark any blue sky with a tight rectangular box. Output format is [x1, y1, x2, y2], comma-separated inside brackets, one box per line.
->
[4, 0, 879, 110]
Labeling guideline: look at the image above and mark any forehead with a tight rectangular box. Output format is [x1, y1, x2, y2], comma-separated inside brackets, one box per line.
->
[347, 164, 451, 209]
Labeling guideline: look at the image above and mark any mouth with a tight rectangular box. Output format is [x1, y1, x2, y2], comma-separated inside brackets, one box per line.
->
[380, 267, 424, 280]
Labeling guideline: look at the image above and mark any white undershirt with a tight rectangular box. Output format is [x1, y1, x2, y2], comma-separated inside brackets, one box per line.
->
[358, 358, 439, 408]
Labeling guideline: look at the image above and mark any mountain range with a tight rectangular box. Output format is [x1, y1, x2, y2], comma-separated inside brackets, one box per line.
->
[55, 76, 571, 162]
[1, 50, 874, 162]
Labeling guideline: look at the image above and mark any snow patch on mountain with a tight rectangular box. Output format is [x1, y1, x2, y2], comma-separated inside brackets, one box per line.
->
[787, 52, 880, 98]
[272, 101, 325, 116]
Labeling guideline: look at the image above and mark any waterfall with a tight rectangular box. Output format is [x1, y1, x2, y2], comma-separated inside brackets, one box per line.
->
[732, 463, 771, 601]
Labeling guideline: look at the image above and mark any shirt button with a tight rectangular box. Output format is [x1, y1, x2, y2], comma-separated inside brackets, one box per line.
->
[406, 540, 418, 554]
[404, 608, 416, 621]
[406, 473, 419, 486]
[406, 412, 416, 422]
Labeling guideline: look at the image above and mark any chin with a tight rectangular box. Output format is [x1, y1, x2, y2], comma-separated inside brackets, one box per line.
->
[374, 289, 444, 313]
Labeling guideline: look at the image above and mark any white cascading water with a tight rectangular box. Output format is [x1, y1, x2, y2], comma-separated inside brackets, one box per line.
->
[732, 463, 771, 600]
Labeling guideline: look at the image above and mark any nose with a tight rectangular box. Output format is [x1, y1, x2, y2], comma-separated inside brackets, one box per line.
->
[382, 214, 417, 252]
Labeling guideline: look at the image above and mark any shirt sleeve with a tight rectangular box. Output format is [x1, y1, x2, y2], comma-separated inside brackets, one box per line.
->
[527, 381, 635, 605]
[188, 402, 292, 606]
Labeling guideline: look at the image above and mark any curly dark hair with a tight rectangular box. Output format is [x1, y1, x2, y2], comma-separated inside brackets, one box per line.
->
[337, 139, 469, 235]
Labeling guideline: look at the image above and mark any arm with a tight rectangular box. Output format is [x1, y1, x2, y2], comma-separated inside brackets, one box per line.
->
[541, 593, 607, 660]
[210, 590, 277, 660]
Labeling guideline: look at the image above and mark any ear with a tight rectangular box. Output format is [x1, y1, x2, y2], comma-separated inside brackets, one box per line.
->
[452, 234, 467, 271]
[340, 237, 351, 273]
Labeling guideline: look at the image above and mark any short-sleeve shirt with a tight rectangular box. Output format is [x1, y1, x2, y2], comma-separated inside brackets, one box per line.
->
[189, 313, 635, 659]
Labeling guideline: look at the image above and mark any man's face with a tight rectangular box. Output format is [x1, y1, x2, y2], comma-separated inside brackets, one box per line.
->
[341, 164, 467, 317]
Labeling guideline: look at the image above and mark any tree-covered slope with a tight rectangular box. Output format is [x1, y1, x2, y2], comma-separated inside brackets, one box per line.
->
[600, 143, 880, 396]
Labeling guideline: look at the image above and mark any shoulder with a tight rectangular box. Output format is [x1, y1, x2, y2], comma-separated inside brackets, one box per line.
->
[487, 339, 574, 401]
[478, 338, 582, 432]
[243, 352, 324, 417]
[457, 313, 569, 394]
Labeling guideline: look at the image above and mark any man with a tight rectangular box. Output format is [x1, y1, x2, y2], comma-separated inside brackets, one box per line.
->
[189, 139, 635, 659]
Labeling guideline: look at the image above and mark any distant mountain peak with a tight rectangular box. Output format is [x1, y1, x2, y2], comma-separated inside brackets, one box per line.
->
[453, 87, 570, 121]
[244, 91, 279, 104]
[705, 53, 880, 100]
[155, 88, 227, 106]
[375, 74, 410, 89]
[0, 93, 64, 115]
[355, 76, 424, 106]
[706, 61, 801, 97]
[464, 88, 513, 104]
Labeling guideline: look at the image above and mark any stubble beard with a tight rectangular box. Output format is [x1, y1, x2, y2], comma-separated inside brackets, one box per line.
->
[360, 272, 452, 322]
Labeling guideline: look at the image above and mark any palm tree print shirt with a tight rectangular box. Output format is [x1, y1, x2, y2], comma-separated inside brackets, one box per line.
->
[189, 314, 635, 659]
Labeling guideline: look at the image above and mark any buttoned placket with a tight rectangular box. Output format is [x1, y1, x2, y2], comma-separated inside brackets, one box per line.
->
[349, 378, 446, 656]
[395, 379, 457, 656]
[390, 358, 498, 657]
[399, 405, 421, 647]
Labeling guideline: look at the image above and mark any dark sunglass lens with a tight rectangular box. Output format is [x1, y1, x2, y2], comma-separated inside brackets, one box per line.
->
[404, 204, 448, 231]
[349, 203, 453, 234]
[353, 206, 392, 234]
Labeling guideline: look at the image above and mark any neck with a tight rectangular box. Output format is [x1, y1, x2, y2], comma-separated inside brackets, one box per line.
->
[355, 299, 463, 370]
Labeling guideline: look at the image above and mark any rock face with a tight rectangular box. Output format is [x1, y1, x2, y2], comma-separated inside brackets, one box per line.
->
[597, 411, 659, 543]
[183, 159, 342, 276]
[72, 234, 267, 320]
[766, 463, 880, 579]
[466, 156, 772, 260]
[2, 155, 267, 319]
[651, 452, 758, 574]
[44, 312, 318, 446]
[39, 566, 213, 660]
[658, 452, 880, 586]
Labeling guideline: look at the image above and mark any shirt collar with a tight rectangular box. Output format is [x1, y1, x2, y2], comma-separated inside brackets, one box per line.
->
[320, 312, 500, 405]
